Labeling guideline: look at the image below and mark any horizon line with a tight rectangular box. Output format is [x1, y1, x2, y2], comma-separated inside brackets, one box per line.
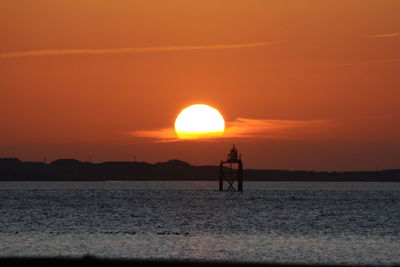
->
[0, 157, 397, 172]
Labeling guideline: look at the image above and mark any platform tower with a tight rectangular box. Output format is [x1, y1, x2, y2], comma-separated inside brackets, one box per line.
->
[219, 145, 243, 192]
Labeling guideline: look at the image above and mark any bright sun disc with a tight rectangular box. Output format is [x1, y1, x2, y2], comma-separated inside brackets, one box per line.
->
[175, 104, 225, 139]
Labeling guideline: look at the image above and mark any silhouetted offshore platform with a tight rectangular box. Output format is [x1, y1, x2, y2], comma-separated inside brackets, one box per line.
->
[219, 145, 243, 192]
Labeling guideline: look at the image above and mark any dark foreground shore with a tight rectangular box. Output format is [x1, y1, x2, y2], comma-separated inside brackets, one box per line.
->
[1, 257, 396, 267]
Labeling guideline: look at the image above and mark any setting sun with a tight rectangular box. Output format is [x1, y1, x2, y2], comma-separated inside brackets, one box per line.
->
[175, 104, 225, 139]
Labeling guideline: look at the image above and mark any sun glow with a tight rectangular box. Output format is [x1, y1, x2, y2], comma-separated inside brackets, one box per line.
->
[174, 104, 225, 139]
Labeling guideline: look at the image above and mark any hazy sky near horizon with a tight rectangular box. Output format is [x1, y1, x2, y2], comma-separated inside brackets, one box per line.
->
[1, 0, 400, 170]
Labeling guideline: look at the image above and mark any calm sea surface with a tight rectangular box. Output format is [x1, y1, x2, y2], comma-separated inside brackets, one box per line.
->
[1, 181, 399, 264]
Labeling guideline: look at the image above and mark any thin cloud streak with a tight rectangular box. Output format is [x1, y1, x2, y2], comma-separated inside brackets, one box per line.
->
[366, 59, 400, 64]
[340, 59, 400, 67]
[0, 41, 281, 59]
[130, 118, 331, 143]
[130, 128, 179, 143]
[366, 33, 400, 38]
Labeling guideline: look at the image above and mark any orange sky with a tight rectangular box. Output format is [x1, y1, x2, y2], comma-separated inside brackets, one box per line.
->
[1, 0, 400, 170]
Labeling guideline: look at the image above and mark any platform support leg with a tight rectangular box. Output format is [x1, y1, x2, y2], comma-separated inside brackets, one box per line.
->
[219, 162, 224, 191]
[238, 162, 243, 192]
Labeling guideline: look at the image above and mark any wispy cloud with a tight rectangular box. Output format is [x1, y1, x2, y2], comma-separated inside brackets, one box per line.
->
[130, 118, 331, 143]
[365, 33, 400, 38]
[224, 118, 330, 139]
[0, 41, 281, 59]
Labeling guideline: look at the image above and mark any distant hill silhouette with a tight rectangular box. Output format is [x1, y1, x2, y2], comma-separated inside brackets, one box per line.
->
[0, 158, 399, 182]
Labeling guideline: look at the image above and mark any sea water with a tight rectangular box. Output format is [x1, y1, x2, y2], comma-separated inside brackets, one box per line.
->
[0, 181, 399, 264]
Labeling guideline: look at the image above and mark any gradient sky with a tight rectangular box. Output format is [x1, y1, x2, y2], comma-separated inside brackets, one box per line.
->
[1, 0, 400, 170]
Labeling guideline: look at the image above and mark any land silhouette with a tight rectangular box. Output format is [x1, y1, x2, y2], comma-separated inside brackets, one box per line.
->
[0, 158, 399, 182]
